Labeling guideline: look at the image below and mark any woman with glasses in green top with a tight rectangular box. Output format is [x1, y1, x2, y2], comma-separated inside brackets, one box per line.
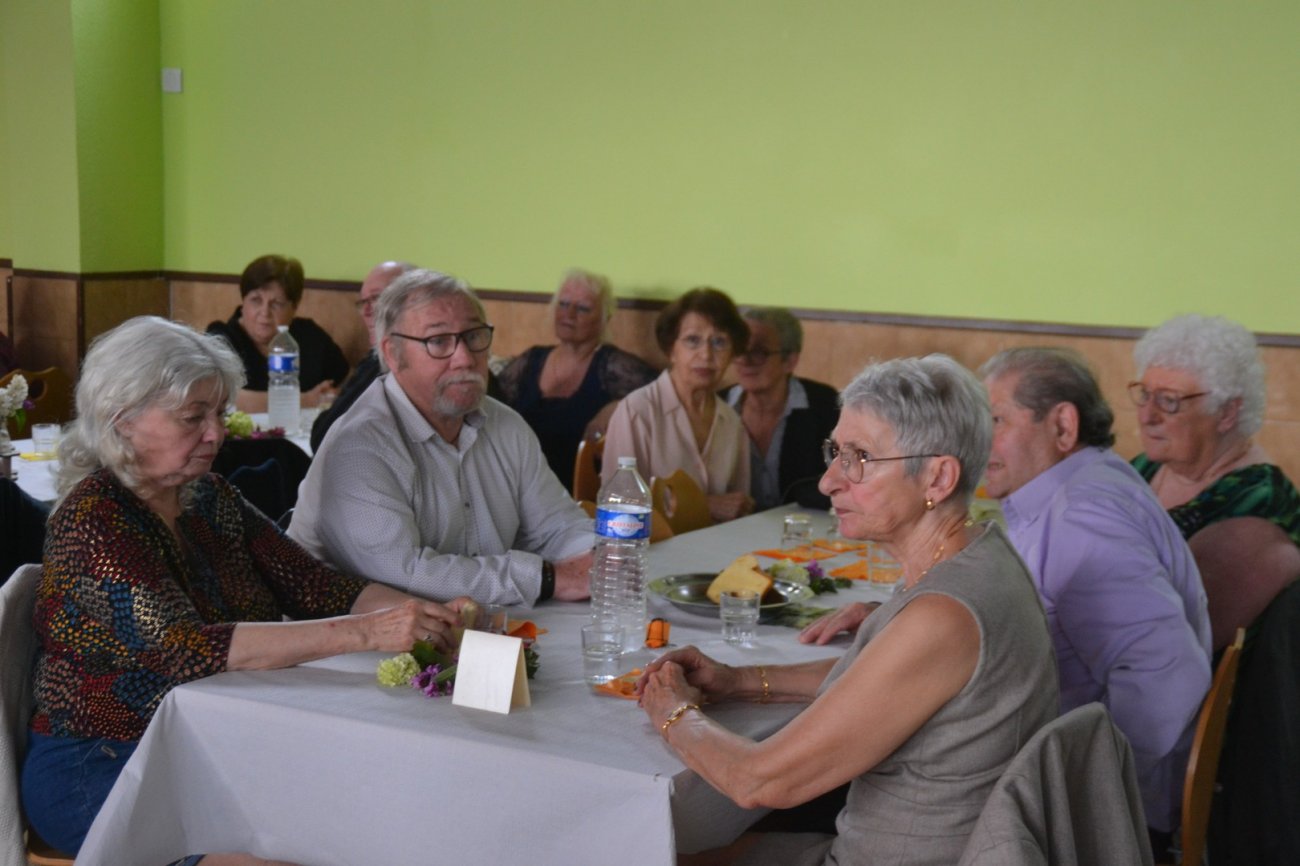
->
[1130, 313, 1300, 651]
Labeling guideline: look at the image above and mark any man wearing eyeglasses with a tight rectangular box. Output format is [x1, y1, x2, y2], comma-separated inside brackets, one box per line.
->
[723, 308, 839, 510]
[980, 347, 1211, 852]
[310, 260, 413, 451]
[290, 269, 594, 606]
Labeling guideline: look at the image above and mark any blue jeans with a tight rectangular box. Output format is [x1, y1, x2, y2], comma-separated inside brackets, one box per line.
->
[21, 731, 138, 854]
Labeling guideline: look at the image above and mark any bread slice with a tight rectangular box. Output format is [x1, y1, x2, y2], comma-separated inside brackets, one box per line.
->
[706, 554, 774, 604]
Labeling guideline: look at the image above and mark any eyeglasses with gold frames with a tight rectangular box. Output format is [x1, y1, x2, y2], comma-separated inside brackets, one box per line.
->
[821, 439, 939, 484]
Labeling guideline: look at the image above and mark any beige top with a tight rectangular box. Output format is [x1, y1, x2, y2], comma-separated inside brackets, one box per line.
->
[601, 370, 749, 495]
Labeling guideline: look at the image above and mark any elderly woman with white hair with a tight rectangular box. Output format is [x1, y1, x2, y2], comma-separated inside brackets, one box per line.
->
[21, 317, 469, 860]
[636, 355, 1057, 865]
[497, 268, 657, 491]
[1130, 314, 1300, 650]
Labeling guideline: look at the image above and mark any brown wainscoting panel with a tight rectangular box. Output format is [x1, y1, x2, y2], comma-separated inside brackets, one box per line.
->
[11, 272, 79, 374]
[1, 262, 13, 338]
[82, 276, 169, 351]
[170, 277, 240, 342]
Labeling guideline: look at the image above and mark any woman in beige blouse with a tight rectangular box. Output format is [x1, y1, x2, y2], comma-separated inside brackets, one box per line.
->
[602, 287, 754, 522]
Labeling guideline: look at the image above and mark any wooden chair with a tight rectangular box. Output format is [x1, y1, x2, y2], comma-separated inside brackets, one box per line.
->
[578, 499, 674, 543]
[0, 564, 75, 866]
[1, 368, 74, 438]
[571, 436, 604, 503]
[650, 469, 712, 536]
[1159, 627, 1246, 866]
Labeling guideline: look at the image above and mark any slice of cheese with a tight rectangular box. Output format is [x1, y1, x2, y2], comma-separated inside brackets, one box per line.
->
[706, 554, 774, 604]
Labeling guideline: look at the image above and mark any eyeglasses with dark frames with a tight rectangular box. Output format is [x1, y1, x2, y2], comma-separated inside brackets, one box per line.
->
[821, 439, 939, 484]
[390, 325, 495, 360]
[735, 346, 788, 366]
[354, 296, 380, 311]
[1126, 382, 1208, 415]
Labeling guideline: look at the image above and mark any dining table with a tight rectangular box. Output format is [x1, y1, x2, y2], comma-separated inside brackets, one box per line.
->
[77, 505, 898, 866]
[6, 413, 312, 505]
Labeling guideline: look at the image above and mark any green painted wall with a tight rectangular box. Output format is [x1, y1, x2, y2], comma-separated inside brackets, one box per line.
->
[71, 0, 164, 271]
[6, 2, 1296, 333]
[158, 2, 1300, 332]
[0, 0, 82, 270]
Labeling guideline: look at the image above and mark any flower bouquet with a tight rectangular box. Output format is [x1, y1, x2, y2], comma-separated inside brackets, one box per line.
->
[223, 410, 285, 440]
[0, 373, 35, 436]
[377, 623, 542, 698]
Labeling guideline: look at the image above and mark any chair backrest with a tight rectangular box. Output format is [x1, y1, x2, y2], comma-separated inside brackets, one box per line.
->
[580, 499, 674, 544]
[0, 564, 42, 865]
[959, 702, 1154, 866]
[3, 368, 73, 437]
[1177, 627, 1246, 866]
[212, 438, 313, 522]
[650, 469, 712, 536]
[572, 436, 604, 503]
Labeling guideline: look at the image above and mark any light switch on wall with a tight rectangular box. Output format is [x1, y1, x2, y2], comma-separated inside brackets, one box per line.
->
[162, 68, 183, 93]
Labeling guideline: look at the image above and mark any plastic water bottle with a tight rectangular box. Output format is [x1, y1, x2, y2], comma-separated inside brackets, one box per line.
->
[267, 325, 300, 432]
[591, 456, 652, 651]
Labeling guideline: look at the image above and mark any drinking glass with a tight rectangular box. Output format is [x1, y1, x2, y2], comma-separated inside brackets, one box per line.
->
[31, 423, 61, 457]
[781, 513, 813, 549]
[478, 603, 508, 635]
[582, 622, 625, 685]
[720, 590, 760, 647]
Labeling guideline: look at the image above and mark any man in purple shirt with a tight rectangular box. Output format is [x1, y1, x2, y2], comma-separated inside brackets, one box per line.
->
[981, 347, 1211, 845]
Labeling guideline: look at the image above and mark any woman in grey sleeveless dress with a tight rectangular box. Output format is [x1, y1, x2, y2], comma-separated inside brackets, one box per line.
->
[637, 356, 1059, 866]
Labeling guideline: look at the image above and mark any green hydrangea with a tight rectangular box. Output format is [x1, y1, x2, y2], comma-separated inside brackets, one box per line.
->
[376, 652, 420, 687]
[224, 410, 254, 438]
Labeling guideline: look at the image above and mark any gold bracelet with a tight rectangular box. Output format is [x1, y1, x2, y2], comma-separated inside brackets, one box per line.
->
[661, 702, 701, 734]
[757, 665, 771, 703]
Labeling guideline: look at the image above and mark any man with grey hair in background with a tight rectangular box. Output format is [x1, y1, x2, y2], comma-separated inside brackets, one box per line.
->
[310, 260, 413, 451]
[290, 268, 594, 606]
[979, 346, 1210, 854]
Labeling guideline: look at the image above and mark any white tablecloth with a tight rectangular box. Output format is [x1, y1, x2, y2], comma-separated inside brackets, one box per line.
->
[11, 417, 311, 504]
[6, 439, 57, 504]
[79, 506, 894, 866]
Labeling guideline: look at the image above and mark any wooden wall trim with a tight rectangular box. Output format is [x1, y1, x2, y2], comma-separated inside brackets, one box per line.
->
[11, 267, 1300, 348]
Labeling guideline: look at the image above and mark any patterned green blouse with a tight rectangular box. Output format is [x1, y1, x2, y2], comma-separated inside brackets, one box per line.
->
[1131, 454, 1300, 546]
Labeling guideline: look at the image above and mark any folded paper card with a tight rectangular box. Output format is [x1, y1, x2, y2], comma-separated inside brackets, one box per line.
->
[452, 630, 531, 714]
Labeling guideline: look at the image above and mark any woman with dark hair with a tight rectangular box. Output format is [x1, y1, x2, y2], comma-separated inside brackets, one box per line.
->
[206, 254, 349, 414]
[602, 287, 753, 522]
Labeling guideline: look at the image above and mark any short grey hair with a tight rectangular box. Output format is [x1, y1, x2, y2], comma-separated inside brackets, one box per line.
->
[1133, 314, 1266, 437]
[57, 316, 245, 502]
[550, 268, 616, 340]
[839, 354, 990, 501]
[741, 307, 803, 354]
[979, 347, 1116, 449]
[374, 269, 483, 372]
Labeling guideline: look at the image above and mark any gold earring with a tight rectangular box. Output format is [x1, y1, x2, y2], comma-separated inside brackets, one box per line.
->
[925, 497, 935, 511]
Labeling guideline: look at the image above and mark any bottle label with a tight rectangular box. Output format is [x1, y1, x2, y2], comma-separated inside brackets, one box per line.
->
[269, 353, 298, 374]
[595, 505, 650, 540]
